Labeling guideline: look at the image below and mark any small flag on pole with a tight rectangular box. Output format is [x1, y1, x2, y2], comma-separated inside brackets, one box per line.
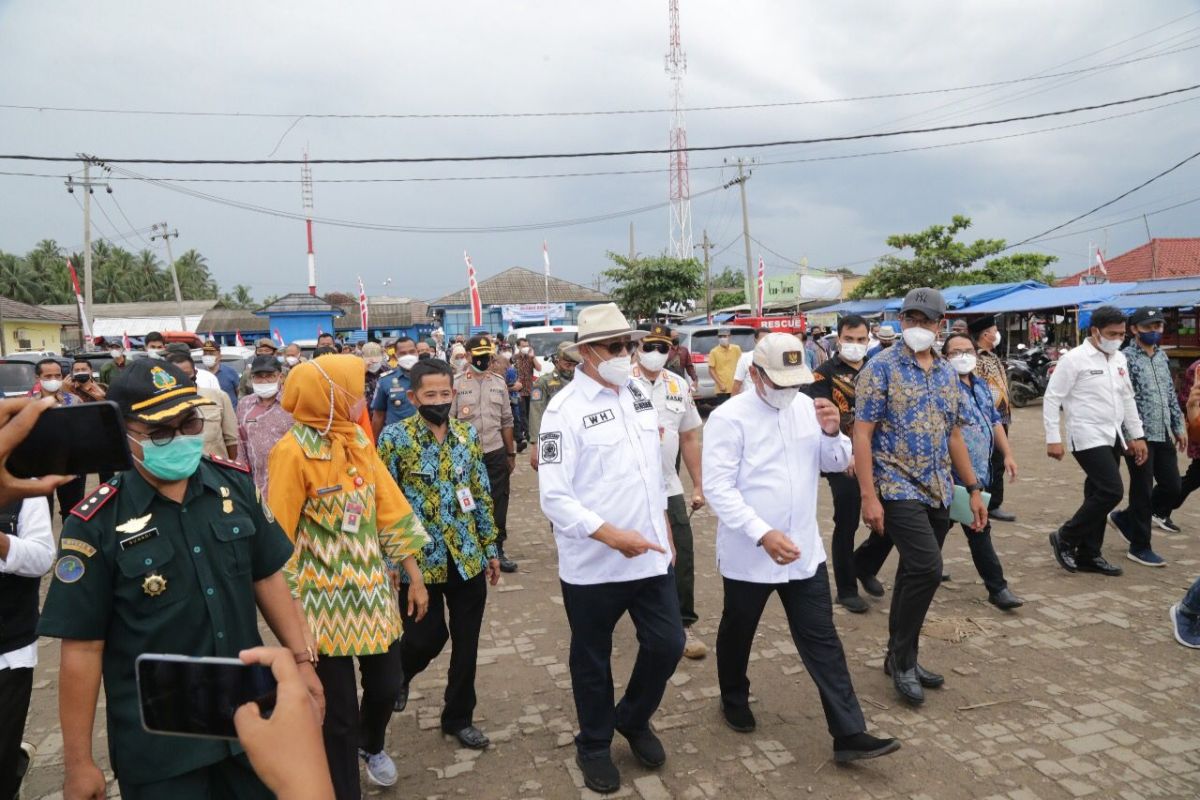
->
[756, 255, 765, 315]
[235, 330, 245, 347]
[465, 251, 483, 327]
[542, 241, 551, 324]
[273, 328, 285, 347]
[357, 276, 369, 332]
[123, 331, 131, 351]
[1095, 248, 1108, 276]
[66, 259, 93, 344]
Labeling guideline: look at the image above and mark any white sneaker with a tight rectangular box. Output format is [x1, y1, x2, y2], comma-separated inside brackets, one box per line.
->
[683, 627, 708, 659]
[359, 747, 398, 787]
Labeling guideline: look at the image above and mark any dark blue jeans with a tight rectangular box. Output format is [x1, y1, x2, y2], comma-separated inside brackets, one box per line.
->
[560, 572, 685, 758]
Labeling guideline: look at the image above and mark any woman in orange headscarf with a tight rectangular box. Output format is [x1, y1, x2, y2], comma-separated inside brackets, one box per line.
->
[267, 354, 429, 799]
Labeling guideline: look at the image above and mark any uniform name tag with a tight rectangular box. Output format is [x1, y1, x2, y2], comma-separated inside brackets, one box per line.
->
[583, 409, 615, 428]
[1088, 369, 1105, 375]
[316, 484, 343, 496]
[633, 399, 654, 412]
[456, 486, 477, 513]
[119, 528, 159, 550]
[342, 501, 364, 534]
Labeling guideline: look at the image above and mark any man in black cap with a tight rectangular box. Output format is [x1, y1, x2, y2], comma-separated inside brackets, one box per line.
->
[968, 315, 1016, 522]
[37, 358, 322, 800]
[1109, 307, 1183, 567]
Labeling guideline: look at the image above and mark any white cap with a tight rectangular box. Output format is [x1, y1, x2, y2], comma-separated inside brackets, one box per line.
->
[752, 332, 814, 387]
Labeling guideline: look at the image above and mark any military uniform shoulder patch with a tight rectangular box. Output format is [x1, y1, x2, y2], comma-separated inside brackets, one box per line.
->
[55, 555, 86, 583]
[531, 387, 543, 401]
[70, 483, 118, 522]
[538, 432, 562, 464]
[204, 453, 251, 474]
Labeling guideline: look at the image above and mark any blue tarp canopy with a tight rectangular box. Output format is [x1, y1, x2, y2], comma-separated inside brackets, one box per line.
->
[816, 298, 891, 315]
[962, 283, 1136, 314]
[1098, 289, 1200, 310]
[882, 281, 1048, 311]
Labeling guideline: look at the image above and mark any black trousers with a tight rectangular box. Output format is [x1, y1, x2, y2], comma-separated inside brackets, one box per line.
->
[1162, 457, 1200, 515]
[988, 423, 1008, 511]
[716, 564, 866, 738]
[117, 755, 271, 800]
[883, 500, 951, 670]
[519, 396, 532, 441]
[560, 572, 684, 758]
[0, 666, 32, 799]
[483, 448, 510, 548]
[667, 494, 698, 626]
[399, 568, 488, 731]
[824, 471, 864, 598]
[958, 522, 1008, 595]
[1060, 443, 1124, 560]
[316, 642, 404, 800]
[1129, 441, 1182, 549]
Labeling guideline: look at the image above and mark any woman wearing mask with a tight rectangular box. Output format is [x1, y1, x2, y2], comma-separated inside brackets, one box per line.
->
[942, 334, 1023, 610]
[236, 355, 295, 498]
[267, 355, 430, 799]
[449, 344, 468, 375]
[362, 342, 386, 404]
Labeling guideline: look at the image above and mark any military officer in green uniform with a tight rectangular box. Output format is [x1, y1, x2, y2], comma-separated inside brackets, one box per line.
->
[528, 341, 578, 471]
[38, 359, 323, 800]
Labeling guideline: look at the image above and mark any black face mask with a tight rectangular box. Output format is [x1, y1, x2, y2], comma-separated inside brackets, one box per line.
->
[418, 402, 452, 425]
[471, 355, 491, 372]
[417, 352, 431, 361]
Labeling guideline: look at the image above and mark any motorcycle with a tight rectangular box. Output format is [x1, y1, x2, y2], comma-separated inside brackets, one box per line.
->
[1005, 344, 1056, 408]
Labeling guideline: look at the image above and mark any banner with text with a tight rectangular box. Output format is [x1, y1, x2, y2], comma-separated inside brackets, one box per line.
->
[501, 303, 567, 322]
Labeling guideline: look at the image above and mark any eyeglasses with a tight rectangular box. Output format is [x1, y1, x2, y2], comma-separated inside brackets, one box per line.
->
[133, 412, 205, 446]
[901, 312, 935, 325]
[596, 340, 636, 356]
[641, 342, 670, 354]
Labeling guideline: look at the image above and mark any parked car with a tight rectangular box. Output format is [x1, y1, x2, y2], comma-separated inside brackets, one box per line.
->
[3, 351, 71, 376]
[0, 360, 37, 398]
[671, 324, 758, 404]
[506, 325, 579, 378]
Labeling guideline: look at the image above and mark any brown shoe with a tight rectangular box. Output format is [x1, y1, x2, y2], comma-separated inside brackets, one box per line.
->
[683, 627, 707, 659]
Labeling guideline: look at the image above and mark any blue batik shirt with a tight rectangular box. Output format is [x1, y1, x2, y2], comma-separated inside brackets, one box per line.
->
[856, 344, 966, 507]
[1121, 343, 1184, 444]
[952, 374, 1001, 489]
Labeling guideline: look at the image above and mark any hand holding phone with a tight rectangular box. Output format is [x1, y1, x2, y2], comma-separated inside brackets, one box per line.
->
[7, 400, 131, 479]
[136, 654, 277, 740]
[0, 397, 75, 503]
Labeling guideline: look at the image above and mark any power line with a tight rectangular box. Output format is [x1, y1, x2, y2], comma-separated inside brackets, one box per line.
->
[105, 192, 153, 248]
[3, 83, 1196, 166]
[3, 44, 1194, 122]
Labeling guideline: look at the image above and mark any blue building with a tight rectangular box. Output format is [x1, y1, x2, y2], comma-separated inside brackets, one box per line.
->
[428, 266, 610, 337]
[254, 293, 345, 344]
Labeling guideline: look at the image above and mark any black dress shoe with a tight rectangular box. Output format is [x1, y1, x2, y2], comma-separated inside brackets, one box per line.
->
[885, 654, 924, 705]
[989, 508, 1017, 522]
[1049, 531, 1077, 572]
[884, 656, 943, 688]
[497, 549, 518, 573]
[858, 574, 885, 598]
[616, 725, 666, 768]
[1076, 556, 1123, 577]
[837, 594, 869, 613]
[988, 587, 1025, 610]
[444, 725, 490, 749]
[833, 732, 901, 763]
[719, 699, 757, 733]
[576, 753, 620, 794]
[393, 682, 410, 712]
[941, 572, 951, 582]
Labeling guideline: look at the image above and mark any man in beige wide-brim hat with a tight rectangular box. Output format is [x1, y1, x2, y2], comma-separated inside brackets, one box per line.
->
[538, 302, 684, 795]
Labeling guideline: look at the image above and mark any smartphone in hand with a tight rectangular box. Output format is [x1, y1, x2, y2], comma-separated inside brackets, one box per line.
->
[136, 654, 277, 740]
[7, 401, 132, 478]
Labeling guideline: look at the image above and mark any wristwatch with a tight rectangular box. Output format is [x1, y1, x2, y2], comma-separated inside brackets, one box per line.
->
[965, 482, 984, 495]
[294, 646, 318, 666]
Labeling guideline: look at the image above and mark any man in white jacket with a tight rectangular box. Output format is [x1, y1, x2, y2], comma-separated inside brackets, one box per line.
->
[703, 333, 899, 763]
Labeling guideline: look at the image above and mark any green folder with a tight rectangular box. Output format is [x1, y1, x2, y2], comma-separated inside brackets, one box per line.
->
[950, 485, 991, 526]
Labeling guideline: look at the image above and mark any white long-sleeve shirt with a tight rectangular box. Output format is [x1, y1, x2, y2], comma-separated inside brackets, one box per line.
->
[703, 389, 851, 583]
[1043, 339, 1144, 451]
[537, 369, 671, 586]
[0, 497, 54, 669]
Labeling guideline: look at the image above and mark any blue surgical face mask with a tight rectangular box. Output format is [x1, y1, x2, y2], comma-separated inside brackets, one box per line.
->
[130, 433, 205, 481]
[1137, 331, 1162, 346]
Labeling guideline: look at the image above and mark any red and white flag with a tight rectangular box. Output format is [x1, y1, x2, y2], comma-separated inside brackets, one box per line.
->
[66, 259, 93, 343]
[273, 328, 285, 347]
[542, 240, 550, 276]
[235, 330, 245, 347]
[357, 276, 369, 332]
[756, 255, 765, 313]
[122, 331, 131, 351]
[1095, 248, 1108, 276]
[465, 251, 483, 327]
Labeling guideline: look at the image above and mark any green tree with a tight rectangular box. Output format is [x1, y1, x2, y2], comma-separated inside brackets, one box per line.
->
[601, 252, 704, 321]
[711, 289, 746, 309]
[220, 284, 257, 309]
[849, 215, 1056, 299]
[0, 253, 38, 303]
[173, 249, 219, 299]
[711, 266, 746, 289]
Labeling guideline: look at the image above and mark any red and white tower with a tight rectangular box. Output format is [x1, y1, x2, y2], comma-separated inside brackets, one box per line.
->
[666, 0, 692, 259]
[301, 150, 317, 295]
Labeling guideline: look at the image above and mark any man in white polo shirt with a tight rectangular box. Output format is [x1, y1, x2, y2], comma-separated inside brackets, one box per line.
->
[703, 333, 899, 764]
[537, 303, 684, 795]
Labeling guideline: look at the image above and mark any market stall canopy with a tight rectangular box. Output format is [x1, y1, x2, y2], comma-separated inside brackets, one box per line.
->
[962, 283, 1136, 315]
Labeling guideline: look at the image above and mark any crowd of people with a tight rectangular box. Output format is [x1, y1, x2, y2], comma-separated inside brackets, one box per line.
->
[1, 289, 1200, 799]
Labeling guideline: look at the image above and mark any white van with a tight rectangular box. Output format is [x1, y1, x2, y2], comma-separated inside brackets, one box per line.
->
[506, 325, 578, 377]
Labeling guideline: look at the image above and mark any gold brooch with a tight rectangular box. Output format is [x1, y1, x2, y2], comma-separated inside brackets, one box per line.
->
[142, 573, 168, 597]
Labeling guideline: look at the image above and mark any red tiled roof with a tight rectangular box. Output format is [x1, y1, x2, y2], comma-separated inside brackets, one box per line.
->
[1057, 238, 1200, 286]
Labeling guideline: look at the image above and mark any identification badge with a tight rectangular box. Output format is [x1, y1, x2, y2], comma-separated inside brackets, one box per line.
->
[456, 486, 477, 513]
[342, 501, 364, 534]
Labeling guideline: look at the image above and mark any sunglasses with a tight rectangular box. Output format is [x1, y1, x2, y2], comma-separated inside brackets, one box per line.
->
[595, 340, 636, 356]
[641, 342, 670, 354]
[134, 411, 205, 446]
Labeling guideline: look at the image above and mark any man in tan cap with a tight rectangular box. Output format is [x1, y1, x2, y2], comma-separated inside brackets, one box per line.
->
[527, 341, 578, 470]
[537, 303, 683, 795]
[703, 332, 899, 763]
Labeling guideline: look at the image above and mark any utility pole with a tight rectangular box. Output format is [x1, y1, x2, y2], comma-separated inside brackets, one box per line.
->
[629, 222, 636, 261]
[64, 159, 110, 325]
[695, 230, 713, 323]
[727, 157, 756, 315]
[150, 223, 187, 331]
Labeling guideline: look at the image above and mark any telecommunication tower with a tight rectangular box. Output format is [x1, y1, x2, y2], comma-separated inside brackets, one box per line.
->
[302, 150, 317, 296]
[666, 0, 693, 259]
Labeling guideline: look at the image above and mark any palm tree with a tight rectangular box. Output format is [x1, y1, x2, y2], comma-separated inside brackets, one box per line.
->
[0, 254, 38, 303]
[134, 249, 165, 300]
[174, 249, 218, 299]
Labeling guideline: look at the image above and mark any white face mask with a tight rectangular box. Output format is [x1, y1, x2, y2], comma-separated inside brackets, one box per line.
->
[949, 353, 977, 375]
[41, 379, 62, 394]
[595, 352, 633, 386]
[366, 359, 383, 373]
[638, 350, 669, 373]
[201, 355, 217, 368]
[252, 382, 279, 399]
[1096, 336, 1122, 355]
[756, 373, 798, 410]
[452, 357, 468, 370]
[111, 349, 124, 359]
[839, 342, 868, 363]
[285, 355, 300, 366]
[397, 354, 419, 370]
[902, 327, 937, 352]
[992, 331, 1002, 348]
[147, 349, 163, 360]
[519, 346, 531, 355]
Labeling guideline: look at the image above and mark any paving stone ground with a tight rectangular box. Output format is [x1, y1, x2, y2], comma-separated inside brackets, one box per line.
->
[19, 406, 1200, 799]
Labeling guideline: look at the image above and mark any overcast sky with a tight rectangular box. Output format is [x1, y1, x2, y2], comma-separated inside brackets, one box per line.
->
[1, 1, 1197, 302]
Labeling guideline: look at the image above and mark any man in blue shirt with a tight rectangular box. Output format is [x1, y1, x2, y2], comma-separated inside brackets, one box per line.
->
[370, 336, 419, 441]
[201, 340, 240, 408]
[853, 288, 986, 707]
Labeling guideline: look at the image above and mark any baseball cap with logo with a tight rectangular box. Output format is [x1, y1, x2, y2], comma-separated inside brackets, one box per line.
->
[752, 332, 815, 387]
[108, 358, 214, 423]
[1128, 307, 1164, 326]
[900, 287, 947, 320]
